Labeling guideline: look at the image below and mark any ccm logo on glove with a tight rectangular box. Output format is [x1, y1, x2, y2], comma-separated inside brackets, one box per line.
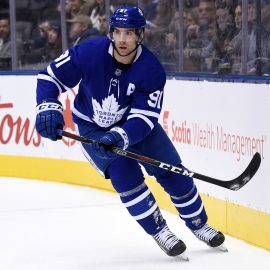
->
[35, 99, 65, 141]
[36, 102, 63, 113]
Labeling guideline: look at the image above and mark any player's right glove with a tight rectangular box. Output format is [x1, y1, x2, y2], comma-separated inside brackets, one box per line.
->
[92, 127, 129, 159]
[35, 98, 64, 141]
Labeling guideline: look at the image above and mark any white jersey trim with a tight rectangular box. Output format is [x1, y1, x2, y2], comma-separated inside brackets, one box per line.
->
[72, 107, 94, 123]
[108, 43, 142, 63]
[127, 113, 154, 129]
[108, 43, 113, 55]
[55, 56, 71, 68]
[130, 108, 159, 118]
[133, 45, 142, 62]
[37, 74, 62, 96]
[47, 65, 70, 92]
[75, 125, 104, 177]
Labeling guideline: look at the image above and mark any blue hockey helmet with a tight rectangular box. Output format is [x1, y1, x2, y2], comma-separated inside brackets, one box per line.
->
[109, 6, 146, 57]
[110, 6, 146, 30]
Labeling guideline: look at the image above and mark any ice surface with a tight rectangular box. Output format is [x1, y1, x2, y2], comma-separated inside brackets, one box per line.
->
[0, 177, 269, 270]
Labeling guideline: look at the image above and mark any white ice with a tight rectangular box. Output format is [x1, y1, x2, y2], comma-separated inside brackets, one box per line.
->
[0, 177, 269, 270]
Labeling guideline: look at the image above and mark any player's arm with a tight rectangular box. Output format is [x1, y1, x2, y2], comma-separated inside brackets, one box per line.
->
[121, 85, 164, 146]
[36, 46, 84, 141]
[118, 64, 166, 146]
[36, 48, 83, 102]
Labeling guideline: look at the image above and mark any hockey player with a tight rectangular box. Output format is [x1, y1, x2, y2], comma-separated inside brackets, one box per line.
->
[35, 6, 225, 257]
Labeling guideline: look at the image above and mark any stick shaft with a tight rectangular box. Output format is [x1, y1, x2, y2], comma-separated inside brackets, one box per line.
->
[59, 130, 261, 191]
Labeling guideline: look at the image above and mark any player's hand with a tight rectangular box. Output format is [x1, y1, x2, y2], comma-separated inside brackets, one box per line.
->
[93, 129, 128, 159]
[35, 98, 65, 141]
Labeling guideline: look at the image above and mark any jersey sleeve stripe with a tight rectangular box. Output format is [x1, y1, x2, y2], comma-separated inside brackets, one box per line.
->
[37, 74, 63, 96]
[72, 107, 94, 123]
[127, 113, 154, 129]
[55, 56, 71, 68]
[130, 108, 160, 118]
[47, 65, 71, 92]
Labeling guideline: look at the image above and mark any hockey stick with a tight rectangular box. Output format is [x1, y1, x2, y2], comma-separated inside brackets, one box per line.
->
[58, 130, 261, 191]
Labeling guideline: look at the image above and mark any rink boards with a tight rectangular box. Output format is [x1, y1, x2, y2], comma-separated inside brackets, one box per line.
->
[0, 75, 269, 251]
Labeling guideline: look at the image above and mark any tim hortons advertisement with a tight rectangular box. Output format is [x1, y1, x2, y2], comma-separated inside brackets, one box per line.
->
[0, 76, 83, 160]
[0, 94, 40, 147]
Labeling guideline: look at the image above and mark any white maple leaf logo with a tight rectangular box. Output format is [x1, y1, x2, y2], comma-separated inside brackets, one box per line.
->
[92, 94, 128, 127]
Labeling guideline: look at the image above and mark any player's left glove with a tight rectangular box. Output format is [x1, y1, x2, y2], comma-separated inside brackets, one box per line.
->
[92, 127, 129, 159]
[35, 98, 65, 141]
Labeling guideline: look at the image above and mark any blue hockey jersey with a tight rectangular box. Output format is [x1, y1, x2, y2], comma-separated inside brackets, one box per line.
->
[36, 36, 166, 146]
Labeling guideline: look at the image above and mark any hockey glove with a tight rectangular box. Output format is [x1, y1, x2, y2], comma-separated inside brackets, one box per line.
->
[93, 127, 129, 159]
[35, 98, 64, 141]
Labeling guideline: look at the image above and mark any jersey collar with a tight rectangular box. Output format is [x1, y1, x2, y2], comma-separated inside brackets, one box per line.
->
[108, 43, 142, 63]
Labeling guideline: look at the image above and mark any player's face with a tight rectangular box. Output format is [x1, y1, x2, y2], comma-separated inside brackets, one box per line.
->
[112, 27, 138, 56]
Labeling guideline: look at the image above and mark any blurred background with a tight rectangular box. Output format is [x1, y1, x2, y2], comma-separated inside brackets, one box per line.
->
[1, 0, 270, 76]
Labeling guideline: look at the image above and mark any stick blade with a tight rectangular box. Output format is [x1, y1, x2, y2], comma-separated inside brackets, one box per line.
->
[227, 152, 261, 191]
[194, 152, 261, 190]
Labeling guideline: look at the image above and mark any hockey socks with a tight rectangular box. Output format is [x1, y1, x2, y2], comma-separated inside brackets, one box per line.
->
[119, 183, 188, 257]
[171, 185, 207, 231]
[119, 183, 166, 235]
[171, 185, 226, 249]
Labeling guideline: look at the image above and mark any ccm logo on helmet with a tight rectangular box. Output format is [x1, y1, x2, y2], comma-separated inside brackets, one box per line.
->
[116, 18, 127, 21]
